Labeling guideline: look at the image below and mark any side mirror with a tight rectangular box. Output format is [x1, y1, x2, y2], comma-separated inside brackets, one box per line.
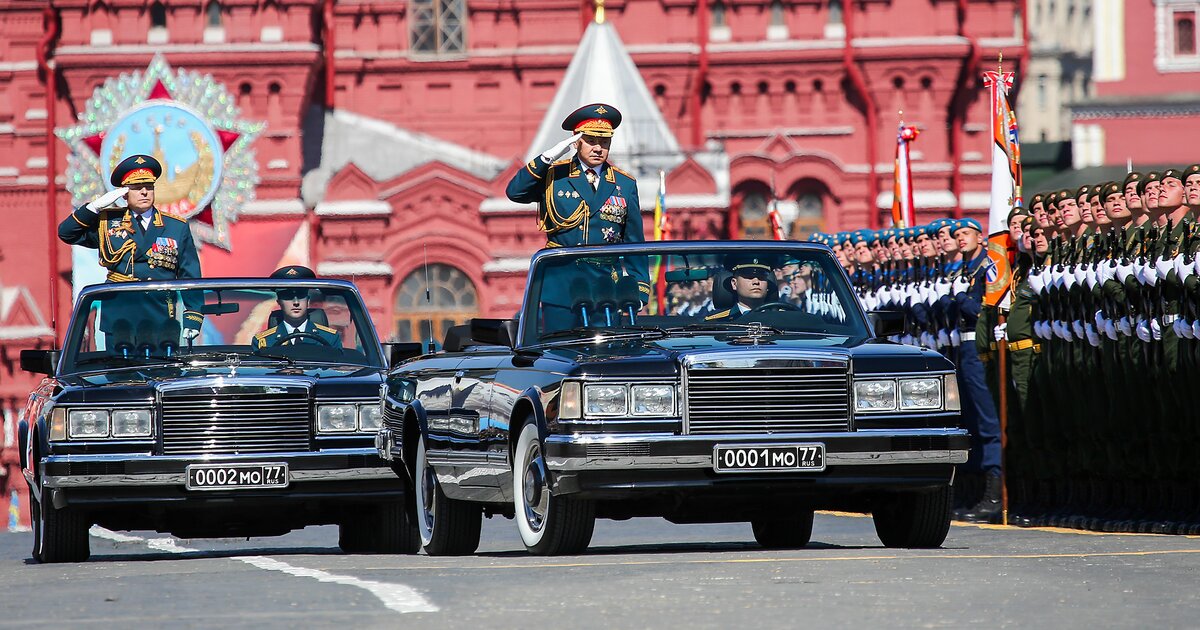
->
[866, 310, 906, 337]
[469, 318, 517, 348]
[20, 349, 59, 376]
[382, 342, 423, 368]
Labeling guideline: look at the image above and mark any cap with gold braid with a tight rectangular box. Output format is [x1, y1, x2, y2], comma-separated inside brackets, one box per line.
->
[110, 154, 163, 187]
[561, 103, 623, 138]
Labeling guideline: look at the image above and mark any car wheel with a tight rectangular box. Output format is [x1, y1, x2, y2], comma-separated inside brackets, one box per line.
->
[751, 508, 815, 549]
[414, 435, 481, 556]
[873, 484, 953, 548]
[513, 423, 595, 556]
[33, 492, 90, 564]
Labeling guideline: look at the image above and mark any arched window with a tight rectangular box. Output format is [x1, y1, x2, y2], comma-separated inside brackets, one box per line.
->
[150, 1, 166, 28]
[828, 0, 843, 25]
[737, 186, 771, 239]
[711, 0, 727, 28]
[791, 192, 826, 239]
[410, 0, 467, 55]
[1176, 14, 1197, 56]
[393, 264, 478, 343]
[206, 0, 223, 28]
[769, 0, 785, 26]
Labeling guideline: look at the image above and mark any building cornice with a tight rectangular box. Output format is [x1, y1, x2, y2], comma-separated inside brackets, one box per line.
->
[1072, 94, 1200, 120]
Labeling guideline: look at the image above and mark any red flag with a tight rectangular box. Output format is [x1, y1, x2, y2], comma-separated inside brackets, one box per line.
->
[890, 123, 919, 228]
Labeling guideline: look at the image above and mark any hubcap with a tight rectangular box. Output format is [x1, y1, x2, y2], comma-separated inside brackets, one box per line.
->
[421, 464, 437, 533]
[522, 443, 549, 533]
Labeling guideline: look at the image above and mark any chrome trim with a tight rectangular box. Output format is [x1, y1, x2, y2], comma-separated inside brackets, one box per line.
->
[852, 372, 956, 415]
[156, 375, 315, 392]
[44, 467, 396, 488]
[546, 449, 968, 471]
[424, 449, 492, 466]
[548, 428, 965, 444]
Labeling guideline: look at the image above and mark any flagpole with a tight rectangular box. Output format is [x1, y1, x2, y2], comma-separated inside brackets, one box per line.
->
[996, 51, 1010, 527]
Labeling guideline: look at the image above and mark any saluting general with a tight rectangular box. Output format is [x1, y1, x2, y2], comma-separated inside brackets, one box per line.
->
[58, 154, 204, 340]
[507, 103, 650, 330]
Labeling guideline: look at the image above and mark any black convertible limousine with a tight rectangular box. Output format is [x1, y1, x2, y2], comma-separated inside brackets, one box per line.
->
[377, 241, 969, 555]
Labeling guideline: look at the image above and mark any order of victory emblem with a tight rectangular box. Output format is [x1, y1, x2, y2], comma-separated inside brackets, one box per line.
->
[57, 54, 265, 249]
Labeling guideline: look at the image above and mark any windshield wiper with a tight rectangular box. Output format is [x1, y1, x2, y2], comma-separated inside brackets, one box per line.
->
[539, 325, 667, 342]
[74, 355, 175, 367]
[249, 349, 298, 365]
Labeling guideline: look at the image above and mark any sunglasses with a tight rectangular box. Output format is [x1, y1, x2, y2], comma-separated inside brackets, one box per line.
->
[276, 290, 309, 301]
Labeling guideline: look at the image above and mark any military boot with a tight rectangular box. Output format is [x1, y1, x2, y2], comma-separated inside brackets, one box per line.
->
[960, 472, 1003, 524]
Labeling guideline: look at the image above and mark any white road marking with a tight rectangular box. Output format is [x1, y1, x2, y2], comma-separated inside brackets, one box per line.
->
[89, 526, 439, 614]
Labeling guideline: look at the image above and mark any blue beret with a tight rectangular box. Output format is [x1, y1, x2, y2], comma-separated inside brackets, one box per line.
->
[850, 229, 870, 245]
[837, 232, 851, 246]
[954, 218, 984, 234]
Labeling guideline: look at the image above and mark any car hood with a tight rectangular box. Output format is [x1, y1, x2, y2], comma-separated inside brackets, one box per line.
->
[53, 364, 383, 403]
[542, 334, 951, 377]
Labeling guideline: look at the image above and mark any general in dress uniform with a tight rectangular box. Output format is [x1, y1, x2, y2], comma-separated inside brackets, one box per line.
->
[58, 154, 203, 340]
[506, 103, 650, 332]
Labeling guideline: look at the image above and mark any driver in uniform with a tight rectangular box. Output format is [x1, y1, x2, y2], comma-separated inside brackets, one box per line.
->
[254, 266, 341, 349]
[706, 254, 779, 320]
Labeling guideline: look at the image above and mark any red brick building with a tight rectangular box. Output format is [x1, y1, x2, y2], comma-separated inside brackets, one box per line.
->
[0, 0, 1023, 525]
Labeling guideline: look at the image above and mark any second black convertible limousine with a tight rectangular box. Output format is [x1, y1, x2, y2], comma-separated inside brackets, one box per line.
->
[377, 241, 968, 556]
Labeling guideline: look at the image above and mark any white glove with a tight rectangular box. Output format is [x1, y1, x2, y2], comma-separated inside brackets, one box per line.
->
[1094, 310, 1106, 331]
[1117, 317, 1132, 336]
[920, 332, 934, 348]
[993, 323, 1007, 341]
[1155, 257, 1174, 281]
[1072, 320, 1085, 338]
[1104, 318, 1118, 341]
[85, 187, 129, 213]
[540, 133, 583, 163]
[1084, 264, 1098, 289]
[952, 276, 970, 294]
[1097, 263, 1115, 285]
[1193, 320, 1200, 339]
[950, 329, 962, 347]
[1028, 271, 1045, 293]
[1150, 317, 1162, 341]
[937, 330, 950, 347]
[183, 327, 201, 341]
[1062, 322, 1075, 342]
[1136, 318, 1151, 342]
[1184, 320, 1197, 340]
[1117, 260, 1134, 284]
[1173, 318, 1189, 339]
[1085, 324, 1101, 347]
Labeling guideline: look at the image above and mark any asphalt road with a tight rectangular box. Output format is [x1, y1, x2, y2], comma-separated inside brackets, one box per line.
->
[2, 514, 1197, 629]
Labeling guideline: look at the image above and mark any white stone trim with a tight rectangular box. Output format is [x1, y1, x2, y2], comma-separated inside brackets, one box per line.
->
[90, 29, 113, 46]
[25, 109, 46, 121]
[962, 151, 984, 162]
[16, 175, 47, 185]
[314, 200, 391, 217]
[317, 261, 393, 277]
[875, 190, 958, 210]
[0, 124, 15, 135]
[267, 159, 290, 170]
[25, 157, 47, 169]
[203, 27, 226, 44]
[147, 27, 169, 45]
[480, 197, 535, 213]
[708, 126, 855, 139]
[482, 258, 531, 273]
[0, 326, 54, 341]
[1155, 0, 1200, 73]
[851, 36, 969, 48]
[261, 26, 284, 43]
[665, 193, 730, 208]
[0, 167, 18, 177]
[766, 24, 790, 42]
[710, 25, 732, 43]
[56, 42, 320, 55]
[959, 192, 992, 210]
[0, 61, 36, 72]
[241, 198, 307, 216]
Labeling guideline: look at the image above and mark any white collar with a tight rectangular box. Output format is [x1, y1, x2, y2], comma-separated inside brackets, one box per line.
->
[283, 320, 308, 335]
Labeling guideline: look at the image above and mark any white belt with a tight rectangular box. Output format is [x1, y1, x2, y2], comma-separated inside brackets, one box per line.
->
[1161, 314, 1180, 324]
[960, 331, 976, 341]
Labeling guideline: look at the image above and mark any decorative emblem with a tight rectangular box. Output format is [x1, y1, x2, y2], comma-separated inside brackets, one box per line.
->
[57, 54, 265, 250]
[286, 268, 298, 276]
[595, 105, 608, 114]
[602, 226, 619, 243]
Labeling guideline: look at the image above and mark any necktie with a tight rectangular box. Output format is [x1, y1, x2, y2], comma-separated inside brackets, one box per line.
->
[585, 169, 598, 190]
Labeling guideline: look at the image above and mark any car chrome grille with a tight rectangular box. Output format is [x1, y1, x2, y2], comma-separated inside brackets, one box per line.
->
[684, 363, 851, 434]
[160, 386, 311, 455]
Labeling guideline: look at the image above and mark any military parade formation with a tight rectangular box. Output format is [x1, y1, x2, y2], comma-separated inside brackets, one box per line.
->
[810, 165, 1200, 532]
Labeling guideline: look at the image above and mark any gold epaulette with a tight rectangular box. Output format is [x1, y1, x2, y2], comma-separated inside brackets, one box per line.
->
[551, 159, 572, 167]
[183, 310, 204, 324]
[609, 164, 633, 179]
[106, 271, 137, 282]
[254, 326, 277, 348]
[313, 323, 337, 334]
[160, 211, 186, 223]
[705, 309, 731, 321]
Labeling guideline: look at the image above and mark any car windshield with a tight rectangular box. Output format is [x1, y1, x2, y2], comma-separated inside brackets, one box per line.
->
[61, 283, 383, 373]
[521, 245, 867, 345]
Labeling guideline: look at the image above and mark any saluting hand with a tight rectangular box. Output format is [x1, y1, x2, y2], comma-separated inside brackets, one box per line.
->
[540, 133, 583, 163]
[85, 187, 130, 213]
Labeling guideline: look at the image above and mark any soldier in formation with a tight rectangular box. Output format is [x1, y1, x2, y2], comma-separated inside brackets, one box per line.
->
[813, 164, 1200, 532]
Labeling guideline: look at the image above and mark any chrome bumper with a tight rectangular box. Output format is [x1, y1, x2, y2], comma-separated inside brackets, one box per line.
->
[543, 428, 970, 472]
[41, 448, 396, 488]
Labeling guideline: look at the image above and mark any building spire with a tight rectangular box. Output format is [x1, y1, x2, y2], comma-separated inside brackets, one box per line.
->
[594, 0, 605, 24]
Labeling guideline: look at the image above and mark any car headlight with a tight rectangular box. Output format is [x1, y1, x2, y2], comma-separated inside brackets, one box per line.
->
[111, 408, 154, 438]
[944, 375, 961, 411]
[854, 380, 897, 412]
[899, 378, 942, 410]
[358, 405, 383, 432]
[584, 384, 628, 417]
[68, 409, 110, 439]
[559, 381, 582, 420]
[631, 385, 675, 416]
[316, 404, 357, 433]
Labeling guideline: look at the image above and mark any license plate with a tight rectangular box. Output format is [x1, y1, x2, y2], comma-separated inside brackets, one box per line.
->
[713, 444, 825, 473]
[185, 463, 289, 491]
